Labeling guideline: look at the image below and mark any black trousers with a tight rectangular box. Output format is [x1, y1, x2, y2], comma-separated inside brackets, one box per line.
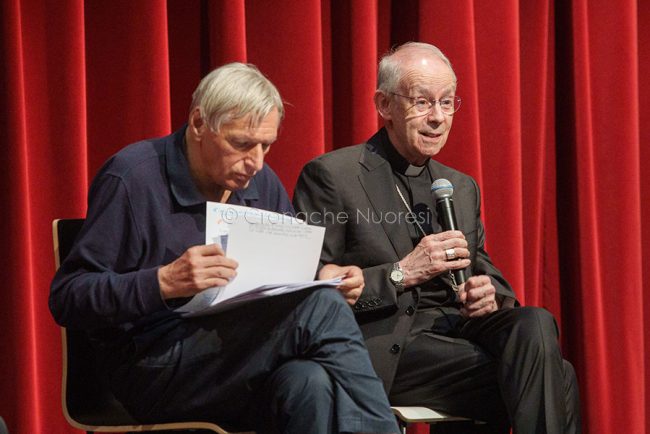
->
[388, 306, 581, 434]
[106, 287, 400, 434]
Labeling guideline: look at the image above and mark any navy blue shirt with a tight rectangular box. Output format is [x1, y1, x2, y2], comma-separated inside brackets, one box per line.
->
[50, 126, 294, 333]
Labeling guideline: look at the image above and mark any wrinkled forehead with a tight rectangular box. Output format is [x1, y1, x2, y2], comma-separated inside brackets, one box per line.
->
[222, 108, 280, 139]
[397, 54, 456, 94]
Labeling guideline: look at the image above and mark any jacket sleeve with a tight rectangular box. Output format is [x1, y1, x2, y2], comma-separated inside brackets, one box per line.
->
[293, 158, 399, 316]
[466, 178, 518, 306]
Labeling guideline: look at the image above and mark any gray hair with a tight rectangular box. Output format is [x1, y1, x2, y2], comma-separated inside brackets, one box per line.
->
[190, 62, 284, 132]
[377, 42, 457, 94]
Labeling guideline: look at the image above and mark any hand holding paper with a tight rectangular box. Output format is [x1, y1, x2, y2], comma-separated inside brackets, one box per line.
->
[175, 202, 341, 316]
[158, 244, 238, 299]
[318, 264, 364, 305]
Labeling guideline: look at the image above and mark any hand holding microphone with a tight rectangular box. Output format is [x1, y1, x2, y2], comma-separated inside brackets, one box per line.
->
[431, 178, 467, 286]
[431, 179, 498, 316]
[396, 178, 470, 288]
[395, 179, 471, 288]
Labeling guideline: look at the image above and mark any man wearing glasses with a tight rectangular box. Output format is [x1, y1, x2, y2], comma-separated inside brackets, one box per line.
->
[294, 42, 581, 433]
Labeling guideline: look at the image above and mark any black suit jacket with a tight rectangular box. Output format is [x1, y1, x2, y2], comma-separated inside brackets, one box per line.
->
[293, 129, 516, 391]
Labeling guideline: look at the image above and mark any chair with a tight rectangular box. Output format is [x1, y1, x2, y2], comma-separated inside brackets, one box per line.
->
[53, 219, 254, 434]
[390, 406, 480, 433]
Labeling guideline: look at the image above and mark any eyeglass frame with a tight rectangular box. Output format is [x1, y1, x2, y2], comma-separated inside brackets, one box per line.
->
[389, 92, 462, 115]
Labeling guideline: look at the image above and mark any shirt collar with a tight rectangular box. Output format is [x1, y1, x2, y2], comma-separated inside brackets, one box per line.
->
[229, 177, 260, 205]
[378, 129, 427, 177]
[166, 125, 261, 207]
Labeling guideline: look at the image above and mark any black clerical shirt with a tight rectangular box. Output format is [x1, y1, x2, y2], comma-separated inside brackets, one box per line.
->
[377, 136, 458, 309]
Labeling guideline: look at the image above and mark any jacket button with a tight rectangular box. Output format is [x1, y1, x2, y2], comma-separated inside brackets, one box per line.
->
[405, 306, 415, 316]
[390, 344, 401, 354]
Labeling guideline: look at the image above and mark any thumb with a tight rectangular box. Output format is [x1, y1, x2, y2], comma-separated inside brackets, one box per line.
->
[457, 285, 467, 303]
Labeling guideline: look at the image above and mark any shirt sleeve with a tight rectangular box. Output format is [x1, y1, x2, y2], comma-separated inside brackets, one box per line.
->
[49, 171, 169, 329]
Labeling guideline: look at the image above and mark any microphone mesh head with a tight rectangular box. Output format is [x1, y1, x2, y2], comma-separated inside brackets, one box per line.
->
[431, 178, 454, 199]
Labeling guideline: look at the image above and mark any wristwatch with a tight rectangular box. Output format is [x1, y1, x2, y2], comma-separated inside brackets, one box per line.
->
[389, 262, 405, 290]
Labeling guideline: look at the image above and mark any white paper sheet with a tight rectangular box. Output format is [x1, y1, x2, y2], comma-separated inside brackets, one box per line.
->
[176, 202, 339, 316]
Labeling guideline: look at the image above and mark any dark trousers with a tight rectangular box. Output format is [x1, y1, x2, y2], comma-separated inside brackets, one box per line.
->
[108, 287, 399, 434]
[388, 307, 581, 434]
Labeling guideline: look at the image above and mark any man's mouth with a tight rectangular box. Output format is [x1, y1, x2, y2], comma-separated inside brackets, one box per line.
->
[235, 173, 254, 182]
[421, 130, 442, 139]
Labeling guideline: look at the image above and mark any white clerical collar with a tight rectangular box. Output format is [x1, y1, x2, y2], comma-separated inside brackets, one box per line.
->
[404, 164, 427, 177]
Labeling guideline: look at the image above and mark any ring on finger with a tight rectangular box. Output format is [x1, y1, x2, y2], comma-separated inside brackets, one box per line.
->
[445, 248, 456, 260]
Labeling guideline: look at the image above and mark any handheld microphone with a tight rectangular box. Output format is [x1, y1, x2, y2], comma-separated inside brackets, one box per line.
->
[431, 178, 466, 285]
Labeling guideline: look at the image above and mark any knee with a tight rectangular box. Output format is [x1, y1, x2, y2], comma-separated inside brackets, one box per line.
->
[513, 306, 559, 339]
[262, 360, 335, 433]
[309, 286, 347, 309]
[269, 359, 334, 402]
[302, 287, 354, 322]
[563, 359, 576, 378]
[562, 359, 579, 390]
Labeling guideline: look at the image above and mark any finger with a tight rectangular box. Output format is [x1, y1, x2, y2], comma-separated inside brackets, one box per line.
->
[338, 281, 364, 297]
[203, 255, 239, 270]
[200, 276, 234, 290]
[340, 266, 362, 280]
[204, 266, 238, 281]
[465, 286, 495, 303]
[465, 294, 496, 311]
[428, 230, 466, 241]
[463, 299, 497, 318]
[339, 276, 364, 290]
[446, 258, 471, 271]
[317, 264, 339, 280]
[441, 239, 469, 251]
[193, 243, 226, 256]
[443, 246, 470, 259]
[338, 287, 362, 305]
[462, 277, 489, 295]
[466, 275, 491, 287]
[339, 285, 363, 295]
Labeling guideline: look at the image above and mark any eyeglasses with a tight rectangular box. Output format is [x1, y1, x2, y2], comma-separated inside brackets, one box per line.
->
[390, 93, 462, 115]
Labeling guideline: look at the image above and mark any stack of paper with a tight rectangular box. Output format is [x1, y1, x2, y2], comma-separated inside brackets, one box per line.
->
[176, 202, 340, 317]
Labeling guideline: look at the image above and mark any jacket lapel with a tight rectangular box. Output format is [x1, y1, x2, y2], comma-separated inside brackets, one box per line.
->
[426, 159, 444, 234]
[357, 133, 414, 260]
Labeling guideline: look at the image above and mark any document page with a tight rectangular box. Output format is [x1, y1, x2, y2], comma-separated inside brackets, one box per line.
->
[176, 202, 339, 316]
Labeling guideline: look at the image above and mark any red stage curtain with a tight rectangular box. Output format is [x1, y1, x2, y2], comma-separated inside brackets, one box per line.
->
[0, 1, 647, 433]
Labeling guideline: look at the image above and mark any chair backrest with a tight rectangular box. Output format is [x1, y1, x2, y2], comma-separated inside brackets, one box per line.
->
[53, 218, 140, 427]
[53, 219, 238, 434]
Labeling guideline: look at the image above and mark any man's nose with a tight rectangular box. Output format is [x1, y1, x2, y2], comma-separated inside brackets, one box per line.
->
[426, 102, 445, 123]
[246, 144, 265, 172]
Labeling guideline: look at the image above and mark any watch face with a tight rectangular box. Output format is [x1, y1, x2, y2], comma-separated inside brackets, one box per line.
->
[390, 269, 404, 283]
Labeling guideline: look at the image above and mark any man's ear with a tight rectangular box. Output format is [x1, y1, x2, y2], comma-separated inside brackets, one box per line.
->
[374, 91, 392, 121]
[188, 108, 205, 140]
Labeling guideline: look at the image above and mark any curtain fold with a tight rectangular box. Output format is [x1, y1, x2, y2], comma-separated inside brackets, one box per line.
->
[519, 0, 558, 312]
[559, 1, 644, 432]
[209, 0, 247, 66]
[85, 0, 172, 177]
[331, 0, 379, 150]
[245, 0, 326, 192]
[0, 0, 88, 432]
[640, 2, 650, 431]
[1, 1, 647, 433]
